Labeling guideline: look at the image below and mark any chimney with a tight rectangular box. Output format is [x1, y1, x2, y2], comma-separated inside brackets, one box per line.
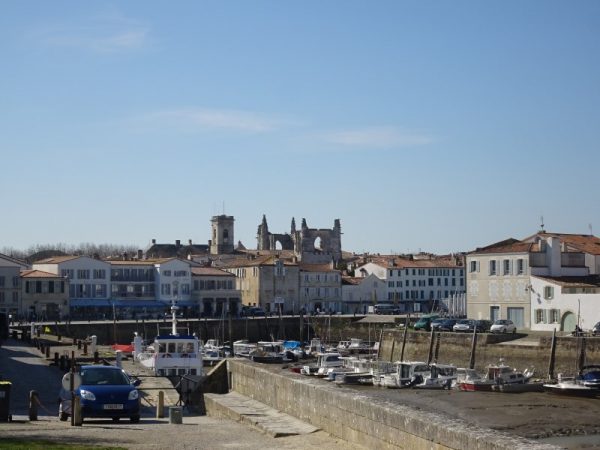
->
[176, 240, 181, 247]
[188, 239, 192, 245]
[137, 249, 143, 260]
[92, 253, 100, 260]
[152, 239, 156, 245]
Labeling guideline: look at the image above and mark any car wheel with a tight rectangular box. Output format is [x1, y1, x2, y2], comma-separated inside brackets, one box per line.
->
[112, 417, 120, 423]
[59, 411, 69, 421]
[130, 415, 140, 423]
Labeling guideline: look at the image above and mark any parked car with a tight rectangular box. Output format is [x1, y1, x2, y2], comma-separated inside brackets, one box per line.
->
[413, 315, 439, 331]
[59, 365, 141, 423]
[592, 322, 600, 336]
[453, 319, 474, 332]
[430, 318, 446, 331]
[475, 320, 492, 333]
[490, 319, 516, 334]
[240, 306, 266, 317]
[373, 304, 401, 315]
[437, 318, 458, 331]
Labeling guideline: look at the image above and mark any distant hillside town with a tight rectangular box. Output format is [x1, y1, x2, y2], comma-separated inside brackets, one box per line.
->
[1, 214, 600, 333]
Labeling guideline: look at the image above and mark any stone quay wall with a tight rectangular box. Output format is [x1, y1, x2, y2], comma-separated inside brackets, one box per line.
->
[378, 330, 600, 377]
[227, 359, 557, 450]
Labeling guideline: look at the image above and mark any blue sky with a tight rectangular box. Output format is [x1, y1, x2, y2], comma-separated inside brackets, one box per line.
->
[1, 1, 599, 255]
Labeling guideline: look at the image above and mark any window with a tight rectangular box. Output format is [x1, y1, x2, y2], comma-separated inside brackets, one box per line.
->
[161, 284, 171, 295]
[549, 309, 560, 323]
[543, 286, 554, 300]
[49, 281, 55, 293]
[517, 259, 524, 275]
[93, 269, 106, 279]
[163, 270, 172, 276]
[535, 309, 546, 324]
[489, 260, 497, 276]
[469, 261, 477, 273]
[12, 276, 19, 287]
[77, 269, 90, 279]
[36, 281, 42, 293]
[174, 270, 187, 277]
[0, 276, 4, 287]
[503, 260, 511, 275]
[12, 292, 18, 303]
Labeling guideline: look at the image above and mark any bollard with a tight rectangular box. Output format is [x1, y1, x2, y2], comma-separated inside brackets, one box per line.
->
[45, 345, 50, 358]
[83, 342, 88, 355]
[73, 396, 82, 426]
[115, 350, 122, 369]
[168, 406, 182, 424]
[59, 355, 66, 371]
[54, 352, 59, 366]
[156, 391, 164, 418]
[77, 340, 82, 350]
[29, 391, 39, 421]
[93, 351, 99, 364]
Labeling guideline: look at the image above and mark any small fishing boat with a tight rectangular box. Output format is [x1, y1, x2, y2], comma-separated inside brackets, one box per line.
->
[457, 360, 534, 392]
[300, 352, 343, 376]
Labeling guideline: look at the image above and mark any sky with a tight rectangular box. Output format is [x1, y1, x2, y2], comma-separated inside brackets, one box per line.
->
[1, 1, 599, 256]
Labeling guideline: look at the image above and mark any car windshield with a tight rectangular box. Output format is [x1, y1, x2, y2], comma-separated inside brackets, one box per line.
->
[494, 320, 507, 325]
[81, 368, 130, 386]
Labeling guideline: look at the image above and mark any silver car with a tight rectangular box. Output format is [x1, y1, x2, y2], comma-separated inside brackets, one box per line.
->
[490, 319, 516, 334]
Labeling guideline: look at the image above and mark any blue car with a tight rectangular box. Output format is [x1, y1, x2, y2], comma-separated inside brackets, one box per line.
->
[59, 365, 141, 423]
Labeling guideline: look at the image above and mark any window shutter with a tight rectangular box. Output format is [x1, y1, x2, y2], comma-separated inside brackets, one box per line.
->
[509, 260, 513, 276]
[476, 261, 480, 272]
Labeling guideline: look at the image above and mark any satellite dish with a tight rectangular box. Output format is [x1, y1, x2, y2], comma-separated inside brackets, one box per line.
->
[62, 372, 82, 391]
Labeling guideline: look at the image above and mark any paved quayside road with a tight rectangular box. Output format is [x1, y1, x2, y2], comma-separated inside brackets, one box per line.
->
[0, 338, 361, 450]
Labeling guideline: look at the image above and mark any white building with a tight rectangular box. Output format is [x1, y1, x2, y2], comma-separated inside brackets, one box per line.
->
[529, 275, 600, 332]
[341, 273, 387, 314]
[467, 232, 600, 330]
[354, 254, 465, 313]
[33, 256, 111, 303]
[191, 266, 241, 317]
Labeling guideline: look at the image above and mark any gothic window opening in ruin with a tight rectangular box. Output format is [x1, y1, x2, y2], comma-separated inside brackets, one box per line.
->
[275, 240, 283, 251]
[223, 229, 229, 243]
[314, 237, 322, 250]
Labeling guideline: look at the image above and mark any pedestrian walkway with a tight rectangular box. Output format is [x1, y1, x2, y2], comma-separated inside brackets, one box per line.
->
[205, 391, 319, 438]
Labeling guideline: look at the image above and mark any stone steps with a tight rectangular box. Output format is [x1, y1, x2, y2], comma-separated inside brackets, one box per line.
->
[205, 391, 319, 438]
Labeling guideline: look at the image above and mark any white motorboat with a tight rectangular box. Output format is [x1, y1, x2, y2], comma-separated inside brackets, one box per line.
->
[135, 301, 203, 377]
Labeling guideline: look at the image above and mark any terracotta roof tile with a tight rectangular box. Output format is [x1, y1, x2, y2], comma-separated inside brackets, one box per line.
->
[34, 255, 80, 264]
[534, 275, 600, 288]
[191, 267, 235, 277]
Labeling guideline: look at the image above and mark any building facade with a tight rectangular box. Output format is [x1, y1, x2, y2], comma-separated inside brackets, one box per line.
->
[341, 274, 387, 314]
[21, 270, 69, 320]
[354, 254, 465, 313]
[466, 232, 599, 329]
[191, 267, 241, 317]
[298, 263, 342, 313]
[0, 253, 28, 317]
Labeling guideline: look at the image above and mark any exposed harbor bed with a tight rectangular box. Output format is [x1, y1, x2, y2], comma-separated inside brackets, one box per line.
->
[273, 365, 600, 442]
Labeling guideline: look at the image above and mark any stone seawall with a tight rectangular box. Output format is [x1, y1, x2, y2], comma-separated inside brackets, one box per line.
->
[378, 330, 600, 376]
[227, 360, 558, 450]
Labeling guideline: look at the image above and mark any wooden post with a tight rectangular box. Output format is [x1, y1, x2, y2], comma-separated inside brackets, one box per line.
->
[70, 351, 75, 426]
[389, 332, 396, 362]
[427, 328, 435, 365]
[376, 328, 384, 360]
[469, 326, 478, 370]
[577, 336, 586, 373]
[433, 332, 441, 364]
[299, 311, 304, 344]
[547, 328, 557, 380]
[228, 311, 233, 356]
[156, 391, 164, 418]
[73, 396, 82, 426]
[29, 390, 39, 421]
[400, 316, 409, 362]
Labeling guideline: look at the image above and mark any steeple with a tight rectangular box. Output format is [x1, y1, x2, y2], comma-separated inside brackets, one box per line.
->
[291, 217, 296, 234]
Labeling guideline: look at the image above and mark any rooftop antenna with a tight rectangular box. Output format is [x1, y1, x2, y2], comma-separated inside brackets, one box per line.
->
[540, 215, 545, 232]
[589, 223, 593, 236]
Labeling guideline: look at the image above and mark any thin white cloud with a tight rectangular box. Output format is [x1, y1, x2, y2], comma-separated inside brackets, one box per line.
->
[323, 126, 434, 148]
[137, 108, 287, 133]
[30, 12, 150, 53]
